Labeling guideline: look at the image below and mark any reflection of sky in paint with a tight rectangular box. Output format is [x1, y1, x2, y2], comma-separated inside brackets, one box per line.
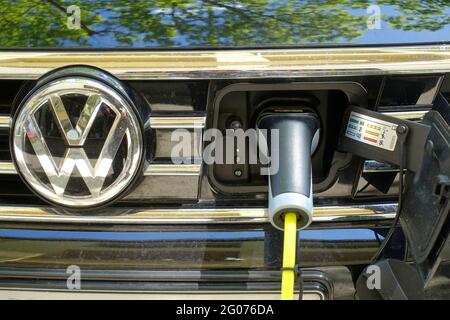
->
[5, 1, 450, 48]
[0, 228, 382, 242]
[85, 5, 450, 48]
[349, 6, 450, 44]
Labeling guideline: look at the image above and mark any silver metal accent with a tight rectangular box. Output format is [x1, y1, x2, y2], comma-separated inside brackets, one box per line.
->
[0, 45, 449, 80]
[381, 110, 428, 121]
[0, 269, 331, 300]
[48, 93, 102, 147]
[0, 268, 332, 299]
[0, 161, 203, 177]
[144, 163, 202, 176]
[0, 288, 325, 300]
[0, 162, 16, 174]
[0, 115, 207, 130]
[12, 77, 143, 208]
[0, 203, 396, 224]
[147, 116, 205, 178]
[150, 116, 206, 129]
[0, 116, 10, 128]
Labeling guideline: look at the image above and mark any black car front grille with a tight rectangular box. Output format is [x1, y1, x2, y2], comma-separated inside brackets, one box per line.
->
[0, 73, 447, 207]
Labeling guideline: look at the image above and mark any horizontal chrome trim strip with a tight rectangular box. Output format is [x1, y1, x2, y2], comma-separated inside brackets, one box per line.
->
[150, 116, 206, 129]
[0, 116, 10, 128]
[0, 161, 202, 176]
[144, 163, 202, 176]
[0, 268, 312, 281]
[0, 203, 396, 224]
[0, 111, 424, 133]
[0, 288, 324, 300]
[0, 269, 331, 299]
[0, 115, 207, 129]
[0, 45, 449, 80]
[381, 110, 428, 120]
[0, 116, 204, 177]
[0, 162, 15, 174]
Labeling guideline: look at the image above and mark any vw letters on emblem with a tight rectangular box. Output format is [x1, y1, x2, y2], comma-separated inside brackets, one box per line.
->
[12, 77, 143, 208]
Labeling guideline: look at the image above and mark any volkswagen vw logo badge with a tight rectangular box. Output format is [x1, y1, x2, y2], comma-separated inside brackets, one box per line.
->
[11, 73, 143, 209]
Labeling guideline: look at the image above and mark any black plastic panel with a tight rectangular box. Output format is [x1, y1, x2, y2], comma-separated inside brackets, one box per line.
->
[208, 81, 367, 194]
[400, 98, 450, 280]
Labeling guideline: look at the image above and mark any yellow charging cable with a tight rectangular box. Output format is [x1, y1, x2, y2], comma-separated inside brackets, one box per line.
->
[281, 212, 298, 300]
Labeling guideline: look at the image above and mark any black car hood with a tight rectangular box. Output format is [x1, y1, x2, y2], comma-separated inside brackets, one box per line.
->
[1, 0, 449, 49]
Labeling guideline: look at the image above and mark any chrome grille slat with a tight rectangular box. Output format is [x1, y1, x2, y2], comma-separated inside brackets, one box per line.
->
[0, 116, 206, 177]
[0, 203, 396, 224]
[0, 117, 10, 129]
[0, 45, 449, 80]
[0, 111, 423, 177]
[0, 162, 15, 174]
[143, 164, 201, 176]
[150, 116, 206, 129]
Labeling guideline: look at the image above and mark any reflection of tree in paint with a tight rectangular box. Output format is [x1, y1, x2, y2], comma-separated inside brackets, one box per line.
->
[0, 0, 449, 48]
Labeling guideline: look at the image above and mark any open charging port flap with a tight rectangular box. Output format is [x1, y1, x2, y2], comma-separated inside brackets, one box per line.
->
[340, 97, 450, 299]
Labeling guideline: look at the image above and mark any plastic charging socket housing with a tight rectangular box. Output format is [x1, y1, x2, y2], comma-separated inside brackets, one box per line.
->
[338, 105, 430, 172]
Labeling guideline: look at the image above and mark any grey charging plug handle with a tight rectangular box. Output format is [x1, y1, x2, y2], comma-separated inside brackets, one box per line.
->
[258, 113, 320, 230]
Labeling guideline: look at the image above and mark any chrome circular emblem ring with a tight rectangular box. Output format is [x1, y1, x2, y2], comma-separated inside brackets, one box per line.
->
[12, 76, 143, 209]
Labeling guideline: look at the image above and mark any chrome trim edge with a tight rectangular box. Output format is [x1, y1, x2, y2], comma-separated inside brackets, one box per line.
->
[0, 203, 396, 224]
[0, 162, 16, 174]
[150, 116, 206, 129]
[144, 163, 202, 176]
[0, 115, 207, 130]
[0, 116, 10, 128]
[0, 288, 325, 300]
[0, 111, 423, 132]
[0, 269, 331, 299]
[381, 110, 428, 121]
[0, 45, 449, 80]
[0, 161, 202, 176]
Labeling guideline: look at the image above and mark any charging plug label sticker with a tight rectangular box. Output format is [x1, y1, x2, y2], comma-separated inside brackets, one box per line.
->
[345, 112, 398, 151]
